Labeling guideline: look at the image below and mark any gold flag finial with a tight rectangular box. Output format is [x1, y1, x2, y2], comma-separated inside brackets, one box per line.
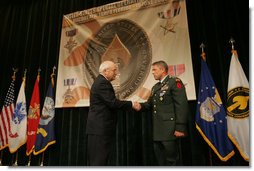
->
[51, 66, 56, 77]
[23, 69, 27, 78]
[37, 67, 41, 76]
[51, 66, 56, 88]
[12, 68, 18, 81]
[229, 37, 238, 56]
[23, 69, 27, 86]
[199, 43, 206, 61]
[200, 43, 205, 53]
[229, 37, 235, 50]
[37, 67, 41, 81]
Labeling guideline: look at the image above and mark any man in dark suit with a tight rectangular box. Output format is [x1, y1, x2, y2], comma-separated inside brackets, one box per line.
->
[134, 60, 189, 166]
[86, 60, 133, 166]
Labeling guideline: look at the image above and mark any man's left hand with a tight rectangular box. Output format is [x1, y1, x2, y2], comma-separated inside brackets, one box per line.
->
[174, 131, 185, 137]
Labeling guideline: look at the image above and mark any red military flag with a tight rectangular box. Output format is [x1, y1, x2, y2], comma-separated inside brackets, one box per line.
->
[26, 74, 40, 156]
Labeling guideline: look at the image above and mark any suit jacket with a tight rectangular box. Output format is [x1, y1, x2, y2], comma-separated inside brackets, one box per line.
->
[86, 74, 132, 136]
[141, 75, 189, 141]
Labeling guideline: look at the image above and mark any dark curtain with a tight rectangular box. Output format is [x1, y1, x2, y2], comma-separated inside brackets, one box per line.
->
[0, 0, 249, 166]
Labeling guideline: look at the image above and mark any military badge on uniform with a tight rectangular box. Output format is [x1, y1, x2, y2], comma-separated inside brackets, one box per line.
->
[160, 96, 164, 101]
[161, 84, 169, 91]
[159, 90, 166, 101]
[159, 83, 168, 101]
[175, 78, 182, 89]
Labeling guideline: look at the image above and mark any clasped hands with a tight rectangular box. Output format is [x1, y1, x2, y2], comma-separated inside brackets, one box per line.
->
[132, 101, 141, 111]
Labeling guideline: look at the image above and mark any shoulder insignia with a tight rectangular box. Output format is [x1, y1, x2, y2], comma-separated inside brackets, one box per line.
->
[175, 78, 182, 89]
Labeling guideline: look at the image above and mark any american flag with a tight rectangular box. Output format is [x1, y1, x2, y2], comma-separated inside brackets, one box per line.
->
[0, 79, 15, 150]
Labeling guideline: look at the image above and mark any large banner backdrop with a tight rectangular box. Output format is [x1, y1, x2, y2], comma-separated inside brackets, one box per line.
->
[55, 0, 196, 108]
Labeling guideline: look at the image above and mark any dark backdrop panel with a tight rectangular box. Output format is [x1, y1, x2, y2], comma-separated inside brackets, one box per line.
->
[0, 0, 249, 166]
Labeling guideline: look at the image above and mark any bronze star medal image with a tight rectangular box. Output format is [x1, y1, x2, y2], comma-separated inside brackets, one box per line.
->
[84, 19, 152, 99]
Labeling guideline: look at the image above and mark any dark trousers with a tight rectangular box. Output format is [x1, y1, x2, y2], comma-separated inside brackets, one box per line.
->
[153, 140, 179, 166]
[87, 134, 115, 166]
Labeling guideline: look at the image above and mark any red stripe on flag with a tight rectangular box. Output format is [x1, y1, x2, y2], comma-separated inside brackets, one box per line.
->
[3, 107, 12, 144]
[0, 111, 9, 147]
[4, 106, 12, 134]
[0, 112, 7, 147]
[0, 104, 14, 148]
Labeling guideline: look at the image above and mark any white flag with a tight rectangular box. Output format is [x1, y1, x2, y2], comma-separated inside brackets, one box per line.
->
[227, 50, 249, 161]
[8, 79, 27, 153]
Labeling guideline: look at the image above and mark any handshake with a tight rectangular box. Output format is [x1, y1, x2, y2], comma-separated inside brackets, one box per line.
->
[132, 101, 141, 111]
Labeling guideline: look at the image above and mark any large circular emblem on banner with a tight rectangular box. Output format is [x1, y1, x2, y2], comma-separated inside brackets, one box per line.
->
[84, 19, 152, 99]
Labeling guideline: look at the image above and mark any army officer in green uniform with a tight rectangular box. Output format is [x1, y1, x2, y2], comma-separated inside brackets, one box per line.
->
[135, 60, 189, 166]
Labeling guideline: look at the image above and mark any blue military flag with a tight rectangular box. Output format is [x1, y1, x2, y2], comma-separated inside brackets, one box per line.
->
[195, 54, 235, 161]
[33, 75, 56, 155]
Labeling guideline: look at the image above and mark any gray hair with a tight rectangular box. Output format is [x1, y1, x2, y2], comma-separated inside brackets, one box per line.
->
[152, 60, 168, 73]
[99, 61, 114, 73]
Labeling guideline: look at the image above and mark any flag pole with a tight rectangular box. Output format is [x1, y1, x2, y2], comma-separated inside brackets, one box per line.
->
[0, 150, 3, 165]
[12, 152, 18, 166]
[11, 68, 18, 166]
[208, 147, 213, 166]
[40, 152, 44, 166]
[28, 154, 31, 166]
[199, 43, 213, 165]
[199, 43, 206, 61]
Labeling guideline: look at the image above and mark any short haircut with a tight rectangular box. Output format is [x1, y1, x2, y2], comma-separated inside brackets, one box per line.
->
[152, 60, 168, 73]
[99, 61, 114, 73]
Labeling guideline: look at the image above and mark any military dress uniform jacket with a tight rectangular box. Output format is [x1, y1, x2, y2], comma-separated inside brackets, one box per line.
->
[141, 75, 189, 141]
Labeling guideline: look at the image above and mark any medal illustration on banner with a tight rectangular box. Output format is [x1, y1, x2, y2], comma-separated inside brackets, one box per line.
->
[64, 28, 78, 53]
[63, 78, 77, 104]
[158, 0, 181, 35]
